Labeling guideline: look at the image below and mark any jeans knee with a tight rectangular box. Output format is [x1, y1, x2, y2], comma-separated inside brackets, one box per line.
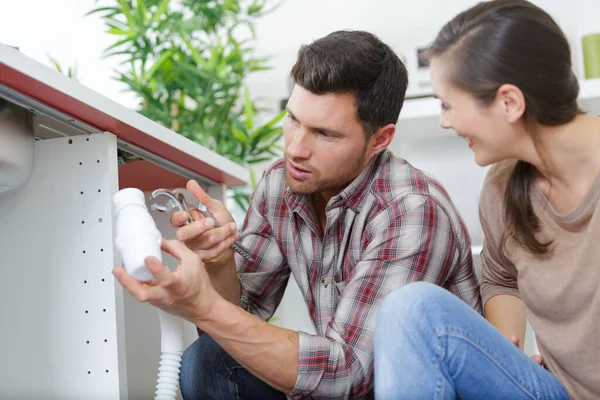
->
[379, 282, 448, 323]
[181, 334, 220, 376]
[180, 335, 222, 399]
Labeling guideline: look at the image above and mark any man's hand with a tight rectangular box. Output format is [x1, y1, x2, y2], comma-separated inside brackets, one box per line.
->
[510, 336, 544, 367]
[113, 238, 222, 322]
[171, 180, 239, 266]
[114, 239, 298, 395]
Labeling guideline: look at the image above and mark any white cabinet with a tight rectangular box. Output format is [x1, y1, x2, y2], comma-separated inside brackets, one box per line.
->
[0, 43, 248, 399]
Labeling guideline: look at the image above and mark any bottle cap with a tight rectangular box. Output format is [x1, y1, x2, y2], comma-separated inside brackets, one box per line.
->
[113, 187, 147, 213]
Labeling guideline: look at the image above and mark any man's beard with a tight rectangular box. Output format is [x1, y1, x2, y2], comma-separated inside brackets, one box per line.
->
[284, 169, 349, 195]
[284, 149, 368, 195]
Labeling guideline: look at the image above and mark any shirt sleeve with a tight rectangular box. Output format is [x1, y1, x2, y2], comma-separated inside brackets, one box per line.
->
[236, 176, 290, 322]
[290, 195, 472, 399]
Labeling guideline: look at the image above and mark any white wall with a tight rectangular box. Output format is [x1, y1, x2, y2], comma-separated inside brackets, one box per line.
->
[2, 0, 593, 118]
[246, 0, 591, 111]
[0, 0, 138, 109]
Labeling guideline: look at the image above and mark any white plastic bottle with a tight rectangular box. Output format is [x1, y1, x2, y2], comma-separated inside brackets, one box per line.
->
[112, 187, 184, 400]
[113, 187, 162, 281]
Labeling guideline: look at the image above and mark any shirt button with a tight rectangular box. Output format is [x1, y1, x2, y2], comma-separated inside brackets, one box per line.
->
[321, 279, 329, 288]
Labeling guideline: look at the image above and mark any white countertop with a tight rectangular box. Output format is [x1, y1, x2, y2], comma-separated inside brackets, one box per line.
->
[0, 43, 249, 187]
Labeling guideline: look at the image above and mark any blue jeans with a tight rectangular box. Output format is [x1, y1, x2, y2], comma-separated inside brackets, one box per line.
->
[374, 282, 569, 400]
[179, 334, 287, 400]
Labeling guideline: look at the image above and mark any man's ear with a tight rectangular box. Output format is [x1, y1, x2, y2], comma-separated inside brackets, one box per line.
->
[496, 84, 526, 123]
[367, 123, 396, 157]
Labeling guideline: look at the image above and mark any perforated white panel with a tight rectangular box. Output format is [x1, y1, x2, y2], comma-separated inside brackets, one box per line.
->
[0, 132, 125, 399]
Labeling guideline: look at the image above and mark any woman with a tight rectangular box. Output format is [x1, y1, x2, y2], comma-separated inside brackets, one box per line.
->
[374, 1, 599, 399]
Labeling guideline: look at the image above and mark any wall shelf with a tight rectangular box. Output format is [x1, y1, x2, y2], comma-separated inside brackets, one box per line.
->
[396, 78, 600, 141]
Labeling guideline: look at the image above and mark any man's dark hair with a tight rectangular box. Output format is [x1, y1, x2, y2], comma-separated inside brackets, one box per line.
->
[290, 30, 408, 137]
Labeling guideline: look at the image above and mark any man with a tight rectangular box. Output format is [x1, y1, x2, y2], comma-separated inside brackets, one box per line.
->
[113, 30, 482, 399]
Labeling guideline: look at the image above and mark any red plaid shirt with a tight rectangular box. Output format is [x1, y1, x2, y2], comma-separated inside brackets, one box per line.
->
[236, 150, 482, 399]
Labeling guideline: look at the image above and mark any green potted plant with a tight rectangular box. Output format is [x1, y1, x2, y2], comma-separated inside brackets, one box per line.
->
[89, 0, 285, 211]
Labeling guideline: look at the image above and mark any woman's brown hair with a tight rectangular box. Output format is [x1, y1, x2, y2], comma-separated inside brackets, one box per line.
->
[426, 0, 582, 259]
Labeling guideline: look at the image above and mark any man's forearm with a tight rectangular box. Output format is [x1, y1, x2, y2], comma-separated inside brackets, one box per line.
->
[195, 297, 299, 394]
[205, 259, 241, 306]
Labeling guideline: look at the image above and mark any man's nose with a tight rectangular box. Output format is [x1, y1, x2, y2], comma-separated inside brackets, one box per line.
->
[287, 129, 312, 159]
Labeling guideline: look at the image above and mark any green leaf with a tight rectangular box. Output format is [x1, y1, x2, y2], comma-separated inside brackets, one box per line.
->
[231, 127, 248, 144]
[249, 167, 257, 189]
[117, 0, 135, 28]
[243, 87, 254, 130]
[248, 111, 285, 150]
[150, 0, 170, 26]
[48, 55, 63, 73]
[85, 6, 120, 17]
[224, 0, 240, 13]
[107, 27, 134, 36]
[249, 65, 271, 72]
[141, 49, 174, 83]
[250, 128, 283, 153]
[262, 109, 287, 130]
[135, 0, 148, 25]
[247, 0, 265, 15]
[103, 17, 130, 30]
[247, 156, 272, 164]
[264, 148, 281, 156]
[232, 190, 251, 212]
[182, 38, 206, 67]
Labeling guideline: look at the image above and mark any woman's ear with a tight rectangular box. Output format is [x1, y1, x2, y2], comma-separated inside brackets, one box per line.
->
[496, 84, 526, 123]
